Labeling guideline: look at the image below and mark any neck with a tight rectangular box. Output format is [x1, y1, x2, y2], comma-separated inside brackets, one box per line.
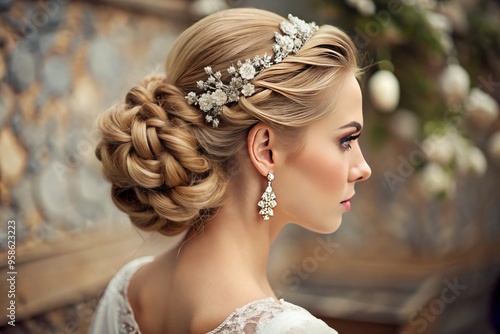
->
[177, 180, 287, 297]
[173, 149, 290, 300]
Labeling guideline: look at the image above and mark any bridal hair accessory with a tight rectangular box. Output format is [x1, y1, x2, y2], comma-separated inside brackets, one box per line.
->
[258, 172, 277, 220]
[185, 14, 319, 127]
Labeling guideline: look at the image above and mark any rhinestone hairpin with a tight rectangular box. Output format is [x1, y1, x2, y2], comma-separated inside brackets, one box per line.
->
[185, 14, 319, 127]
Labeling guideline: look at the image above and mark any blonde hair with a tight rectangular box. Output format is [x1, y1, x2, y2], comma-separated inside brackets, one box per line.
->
[95, 8, 358, 235]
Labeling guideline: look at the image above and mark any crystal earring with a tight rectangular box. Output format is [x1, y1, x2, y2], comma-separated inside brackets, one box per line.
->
[258, 172, 277, 220]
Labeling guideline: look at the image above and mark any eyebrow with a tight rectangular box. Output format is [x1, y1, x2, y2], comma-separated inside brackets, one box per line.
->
[338, 121, 362, 132]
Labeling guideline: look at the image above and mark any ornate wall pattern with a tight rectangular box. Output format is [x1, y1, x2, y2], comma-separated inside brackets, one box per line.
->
[0, 0, 183, 250]
[0, 1, 185, 331]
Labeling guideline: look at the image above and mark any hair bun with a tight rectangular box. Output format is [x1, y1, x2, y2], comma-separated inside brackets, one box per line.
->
[95, 74, 226, 235]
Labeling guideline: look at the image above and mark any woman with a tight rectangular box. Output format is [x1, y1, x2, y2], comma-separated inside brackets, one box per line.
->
[90, 7, 371, 333]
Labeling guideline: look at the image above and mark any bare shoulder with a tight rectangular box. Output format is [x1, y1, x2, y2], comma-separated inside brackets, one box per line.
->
[127, 251, 185, 333]
[127, 249, 271, 333]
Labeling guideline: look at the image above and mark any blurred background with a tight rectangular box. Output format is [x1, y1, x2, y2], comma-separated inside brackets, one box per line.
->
[0, 0, 499, 333]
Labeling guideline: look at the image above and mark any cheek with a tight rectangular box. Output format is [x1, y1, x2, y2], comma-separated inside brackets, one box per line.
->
[298, 146, 346, 195]
[280, 144, 347, 202]
[275, 145, 348, 231]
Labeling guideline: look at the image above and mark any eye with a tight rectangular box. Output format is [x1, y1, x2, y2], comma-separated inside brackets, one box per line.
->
[340, 134, 360, 151]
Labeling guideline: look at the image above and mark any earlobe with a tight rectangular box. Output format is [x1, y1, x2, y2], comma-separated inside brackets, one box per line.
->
[247, 123, 275, 177]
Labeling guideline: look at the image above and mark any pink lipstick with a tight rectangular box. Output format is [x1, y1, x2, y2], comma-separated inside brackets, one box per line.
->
[340, 199, 351, 211]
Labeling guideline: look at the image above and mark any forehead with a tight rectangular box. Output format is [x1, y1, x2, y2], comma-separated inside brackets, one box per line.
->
[316, 73, 363, 128]
[275, 72, 363, 157]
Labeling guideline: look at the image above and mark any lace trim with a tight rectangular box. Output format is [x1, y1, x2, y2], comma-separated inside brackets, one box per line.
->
[206, 297, 307, 334]
[206, 297, 276, 333]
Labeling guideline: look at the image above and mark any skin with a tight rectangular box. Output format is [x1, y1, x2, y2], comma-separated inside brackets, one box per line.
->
[127, 71, 371, 333]
[271, 72, 371, 233]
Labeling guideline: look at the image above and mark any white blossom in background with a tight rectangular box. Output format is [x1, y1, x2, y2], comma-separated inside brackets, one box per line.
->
[422, 125, 488, 180]
[423, 5, 455, 54]
[421, 131, 457, 165]
[346, 0, 376, 16]
[467, 146, 488, 176]
[439, 63, 470, 101]
[190, 0, 228, 17]
[401, 0, 436, 9]
[448, 131, 471, 173]
[455, 140, 488, 176]
[368, 70, 400, 113]
[488, 131, 500, 163]
[357, 0, 376, 16]
[425, 11, 454, 54]
[389, 109, 419, 140]
[425, 12, 451, 33]
[465, 87, 499, 128]
[418, 162, 455, 197]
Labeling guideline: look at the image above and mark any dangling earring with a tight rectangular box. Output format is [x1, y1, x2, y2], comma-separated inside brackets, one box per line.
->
[258, 172, 277, 220]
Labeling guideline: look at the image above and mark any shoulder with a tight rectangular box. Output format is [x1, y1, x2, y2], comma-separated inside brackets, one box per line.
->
[100, 256, 155, 303]
[104, 256, 155, 299]
[89, 256, 154, 333]
[208, 298, 338, 334]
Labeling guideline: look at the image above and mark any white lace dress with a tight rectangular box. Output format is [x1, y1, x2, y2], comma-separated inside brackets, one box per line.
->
[89, 257, 338, 334]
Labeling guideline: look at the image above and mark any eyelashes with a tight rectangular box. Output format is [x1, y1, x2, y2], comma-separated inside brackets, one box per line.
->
[340, 133, 360, 151]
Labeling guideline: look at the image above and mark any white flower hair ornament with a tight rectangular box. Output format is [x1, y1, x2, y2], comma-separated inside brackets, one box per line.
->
[185, 14, 319, 127]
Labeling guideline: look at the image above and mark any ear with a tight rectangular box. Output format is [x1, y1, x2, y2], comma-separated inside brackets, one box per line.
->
[247, 123, 275, 177]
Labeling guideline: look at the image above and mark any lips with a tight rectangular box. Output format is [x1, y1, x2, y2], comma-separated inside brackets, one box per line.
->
[340, 194, 354, 211]
[340, 199, 351, 211]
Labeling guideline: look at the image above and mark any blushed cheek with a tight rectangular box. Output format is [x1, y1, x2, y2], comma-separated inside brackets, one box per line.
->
[295, 148, 345, 197]
[317, 162, 345, 197]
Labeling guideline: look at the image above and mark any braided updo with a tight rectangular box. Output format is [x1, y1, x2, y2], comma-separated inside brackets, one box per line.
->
[95, 8, 358, 235]
[95, 75, 226, 235]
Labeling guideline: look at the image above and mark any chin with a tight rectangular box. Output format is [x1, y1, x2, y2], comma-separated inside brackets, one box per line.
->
[318, 221, 343, 234]
[296, 215, 343, 234]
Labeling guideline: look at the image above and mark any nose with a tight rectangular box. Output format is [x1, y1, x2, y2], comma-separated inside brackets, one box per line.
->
[349, 151, 371, 183]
